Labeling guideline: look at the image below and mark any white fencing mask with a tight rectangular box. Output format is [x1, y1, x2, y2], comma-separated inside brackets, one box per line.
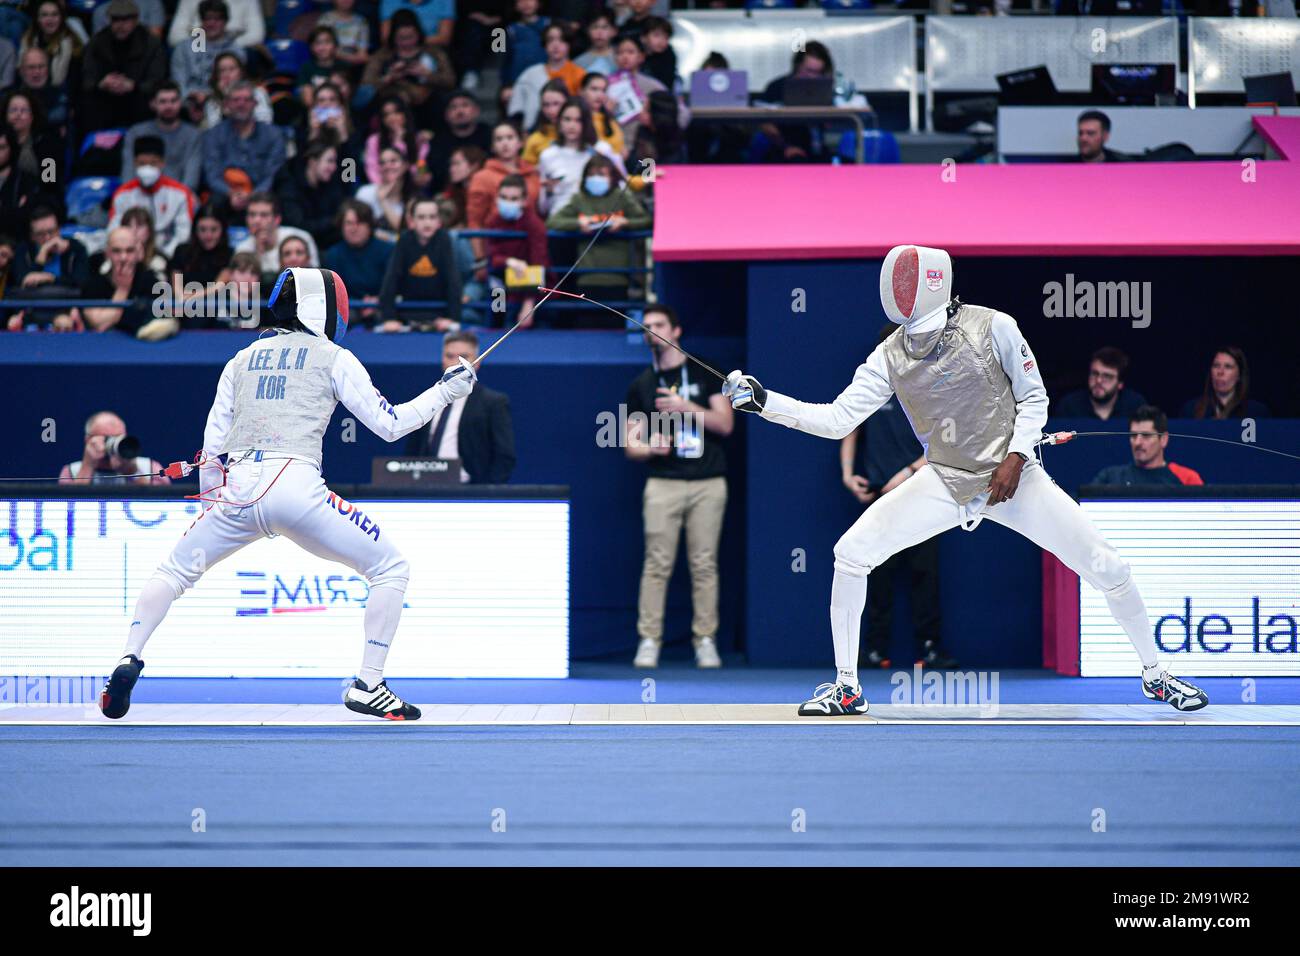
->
[879, 245, 953, 334]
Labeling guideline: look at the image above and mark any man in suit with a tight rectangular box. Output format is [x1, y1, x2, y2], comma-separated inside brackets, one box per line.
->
[404, 330, 516, 483]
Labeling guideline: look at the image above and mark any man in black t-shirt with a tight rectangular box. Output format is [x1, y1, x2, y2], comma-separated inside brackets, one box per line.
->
[624, 304, 733, 669]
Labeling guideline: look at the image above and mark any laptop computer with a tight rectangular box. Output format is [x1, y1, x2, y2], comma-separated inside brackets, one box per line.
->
[996, 66, 1058, 106]
[783, 76, 835, 107]
[690, 69, 749, 108]
[1244, 72, 1297, 108]
[1090, 64, 1176, 106]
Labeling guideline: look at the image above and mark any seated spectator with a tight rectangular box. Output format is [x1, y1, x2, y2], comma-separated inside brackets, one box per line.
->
[171, 202, 233, 309]
[753, 41, 836, 162]
[218, 250, 261, 326]
[1180, 347, 1271, 419]
[1091, 406, 1204, 487]
[0, 232, 15, 299]
[202, 82, 288, 219]
[78, 224, 172, 338]
[170, 0, 244, 103]
[381, 0, 455, 49]
[546, 152, 650, 322]
[92, 0, 165, 36]
[20, 1, 85, 88]
[318, 0, 371, 68]
[378, 196, 462, 331]
[466, 121, 540, 230]
[300, 81, 362, 166]
[0, 121, 41, 230]
[122, 80, 203, 193]
[523, 79, 569, 165]
[1075, 110, 1126, 164]
[1053, 346, 1149, 421]
[482, 173, 548, 328]
[2, 89, 61, 183]
[364, 93, 431, 184]
[404, 330, 517, 483]
[360, 10, 454, 115]
[427, 89, 493, 193]
[15, 47, 72, 130]
[198, 52, 272, 130]
[581, 72, 626, 157]
[112, 205, 169, 274]
[11, 204, 89, 316]
[437, 144, 485, 228]
[81, 0, 166, 131]
[538, 96, 626, 216]
[234, 191, 320, 272]
[59, 410, 170, 486]
[575, 10, 617, 77]
[500, 0, 549, 93]
[607, 36, 668, 162]
[298, 26, 343, 107]
[508, 23, 585, 129]
[324, 199, 394, 323]
[108, 135, 196, 259]
[639, 17, 676, 91]
[168, 0, 264, 49]
[613, 0, 655, 44]
[277, 142, 348, 249]
[276, 233, 313, 279]
[357, 145, 421, 241]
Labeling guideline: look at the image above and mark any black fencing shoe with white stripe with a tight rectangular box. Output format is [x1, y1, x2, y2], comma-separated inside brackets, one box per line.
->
[1142, 670, 1209, 712]
[344, 679, 422, 720]
[100, 655, 145, 719]
[798, 681, 869, 717]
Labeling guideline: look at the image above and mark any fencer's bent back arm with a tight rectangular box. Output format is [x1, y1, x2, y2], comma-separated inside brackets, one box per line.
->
[758, 346, 895, 441]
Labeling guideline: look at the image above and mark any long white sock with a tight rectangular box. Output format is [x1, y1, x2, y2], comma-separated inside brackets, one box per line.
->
[123, 577, 179, 659]
[1104, 574, 1159, 671]
[359, 584, 405, 688]
[830, 570, 868, 687]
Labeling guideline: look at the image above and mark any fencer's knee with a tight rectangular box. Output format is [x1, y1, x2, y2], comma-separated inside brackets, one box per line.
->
[153, 562, 195, 596]
[368, 552, 410, 591]
[832, 537, 873, 579]
[1088, 548, 1132, 593]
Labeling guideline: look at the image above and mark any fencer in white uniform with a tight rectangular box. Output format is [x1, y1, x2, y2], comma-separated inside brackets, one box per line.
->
[100, 267, 477, 721]
[724, 245, 1208, 715]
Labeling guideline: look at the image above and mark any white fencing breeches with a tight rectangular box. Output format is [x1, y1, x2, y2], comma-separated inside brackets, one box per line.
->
[124, 458, 410, 680]
[828, 462, 1158, 682]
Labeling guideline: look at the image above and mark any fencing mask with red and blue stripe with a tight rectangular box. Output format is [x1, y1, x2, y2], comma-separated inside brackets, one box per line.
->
[267, 267, 350, 343]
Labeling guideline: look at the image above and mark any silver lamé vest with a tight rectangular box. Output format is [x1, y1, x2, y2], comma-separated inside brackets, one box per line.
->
[879, 305, 1016, 505]
[220, 330, 341, 465]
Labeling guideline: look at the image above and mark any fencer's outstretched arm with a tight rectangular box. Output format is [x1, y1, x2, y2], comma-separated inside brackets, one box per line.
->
[726, 345, 895, 440]
[989, 313, 1049, 460]
[331, 348, 474, 443]
[200, 358, 237, 499]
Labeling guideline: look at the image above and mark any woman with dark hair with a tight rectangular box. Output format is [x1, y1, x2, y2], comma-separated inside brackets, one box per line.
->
[360, 9, 454, 112]
[437, 144, 486, 230]
[201, 51, 273, 129]
[20, 0, 85, 88]
[172, 202, 233, 294]
[537, 96, 626, 216]
[277, 141, 349, 249]
[357, 145, 420, 241]
[546, 151, 650, 325]
[523, 78, 571, 164]
[364, 93, 431, 186]
[0, 123, 43, 231]
[299, 81, 363, 166]
[1180, 347, 1271, 419]
[3, 89, 63, 184]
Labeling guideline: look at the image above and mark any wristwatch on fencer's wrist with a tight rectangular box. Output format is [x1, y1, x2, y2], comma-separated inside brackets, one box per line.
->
[1013, 451, 1029, 461]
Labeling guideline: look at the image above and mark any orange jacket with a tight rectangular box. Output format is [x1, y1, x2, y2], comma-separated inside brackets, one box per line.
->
[465, 158, 541, 229]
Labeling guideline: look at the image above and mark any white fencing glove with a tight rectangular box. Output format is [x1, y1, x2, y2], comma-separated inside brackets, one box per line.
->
[723, 369, 767, 413]
[438, 355, 478, 402]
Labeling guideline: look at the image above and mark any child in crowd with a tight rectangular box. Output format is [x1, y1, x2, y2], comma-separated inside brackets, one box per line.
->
[640, 17, 677, 91]
[523, 79, 570, 164]
[378, 197, 463, 332]
[317, 0, 370, 66]
[298, 26, 343, 105]
[575, 10, 617, 77]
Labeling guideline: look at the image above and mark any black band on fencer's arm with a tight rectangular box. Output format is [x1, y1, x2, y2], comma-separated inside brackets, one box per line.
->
[320, 268, 338, 342]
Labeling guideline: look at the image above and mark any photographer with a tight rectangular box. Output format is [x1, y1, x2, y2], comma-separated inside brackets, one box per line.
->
[58, 411, 171, 485]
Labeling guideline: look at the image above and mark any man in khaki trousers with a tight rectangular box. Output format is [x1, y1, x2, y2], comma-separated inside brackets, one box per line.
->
[623, 305, 734, 668]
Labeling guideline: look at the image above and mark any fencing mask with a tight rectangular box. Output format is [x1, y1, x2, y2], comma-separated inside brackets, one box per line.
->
[267, 267, 350, 343]
[879, 245, 952, 333]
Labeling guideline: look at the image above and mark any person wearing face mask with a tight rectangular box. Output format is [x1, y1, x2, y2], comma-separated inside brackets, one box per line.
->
[724, 244, 1210, 717]
[482, 174, 548, 329]
[546, 153, 650, 324]
[107, 135, 197, 259]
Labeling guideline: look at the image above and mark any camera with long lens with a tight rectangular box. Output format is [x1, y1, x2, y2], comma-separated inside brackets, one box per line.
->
[103, 435, 141, 461]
